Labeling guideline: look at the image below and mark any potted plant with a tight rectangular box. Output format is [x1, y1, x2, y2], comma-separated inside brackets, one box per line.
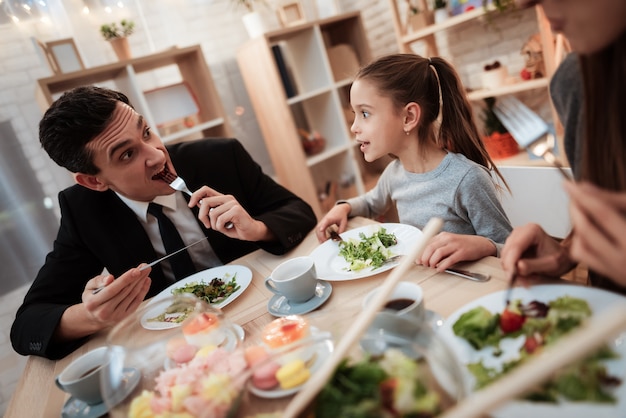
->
[405, 0, 433, 33]
[100, 19, 135, 60]
[481, 97, 519, 159]
[232, 0, 269, 38]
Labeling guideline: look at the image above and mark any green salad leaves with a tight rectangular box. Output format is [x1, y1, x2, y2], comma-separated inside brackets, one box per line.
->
[338, 228, 398, 271]
[315, 349, 441, 417]
[453, 295, 621, 403]
[171, 275, 240, 305]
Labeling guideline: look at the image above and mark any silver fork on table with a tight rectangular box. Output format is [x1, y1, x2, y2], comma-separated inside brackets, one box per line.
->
[493, 96, 573, 181]
[157, 170, 234, 229]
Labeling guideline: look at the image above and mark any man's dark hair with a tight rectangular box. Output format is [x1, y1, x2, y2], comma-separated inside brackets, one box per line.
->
[39, 86, 133, 174]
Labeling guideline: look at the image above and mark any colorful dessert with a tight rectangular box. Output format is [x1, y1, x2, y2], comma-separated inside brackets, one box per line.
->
[276, 359, 311, 390]
[261, 315, 310, 350]
[182, 312, 224, 347]
[128, 347, 248, 418]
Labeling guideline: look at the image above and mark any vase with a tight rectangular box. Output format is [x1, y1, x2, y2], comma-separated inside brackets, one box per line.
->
[434, 8, 449, 24]
[109, 37, 131, 61]
[242, 11, 268, 39]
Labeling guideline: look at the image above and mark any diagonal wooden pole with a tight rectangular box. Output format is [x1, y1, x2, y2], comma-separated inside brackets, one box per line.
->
[283, 217, 443, 418]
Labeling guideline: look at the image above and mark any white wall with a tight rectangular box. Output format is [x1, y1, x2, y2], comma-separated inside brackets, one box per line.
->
[0, 0, 546, 213]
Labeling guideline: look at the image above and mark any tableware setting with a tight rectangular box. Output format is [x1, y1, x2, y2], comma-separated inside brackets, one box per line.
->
[309, 223, 423, 281]
[140, 265, 252, 330]
[101, 294, 248, 418]
[57, 346, 141, 418]
[265, 256, 332, 317]
[438, 284, 626, 418]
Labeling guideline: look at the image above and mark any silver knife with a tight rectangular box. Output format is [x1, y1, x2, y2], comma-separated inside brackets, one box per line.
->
[383, 255, 490, 282]
[91, 236, 208, 294]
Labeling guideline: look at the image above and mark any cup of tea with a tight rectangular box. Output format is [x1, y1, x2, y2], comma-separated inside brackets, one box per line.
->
[362, 282, 426, 343]
[55, 346, 109, 405]
[264, 256, 318, 303]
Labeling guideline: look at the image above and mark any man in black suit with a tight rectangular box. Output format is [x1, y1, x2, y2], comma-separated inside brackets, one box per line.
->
[11, 86, 316, 359]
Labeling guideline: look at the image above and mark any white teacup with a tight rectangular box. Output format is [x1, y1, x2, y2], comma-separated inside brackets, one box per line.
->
[264, 256, 318, 303]
[362, 282, 426, 344]
[55, 346, 109, 405]
[362, 281, 425, 322]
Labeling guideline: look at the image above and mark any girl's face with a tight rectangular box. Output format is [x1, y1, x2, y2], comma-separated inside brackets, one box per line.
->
[350, 79, 408, 162]
[516, 0, 626, 54]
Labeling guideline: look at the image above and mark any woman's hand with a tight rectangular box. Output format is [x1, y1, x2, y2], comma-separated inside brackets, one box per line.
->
[564, 181, 626, 286]
[314, 203, 351, 243]
[418, 232, 497, 271]
[501, 223, 575, 279]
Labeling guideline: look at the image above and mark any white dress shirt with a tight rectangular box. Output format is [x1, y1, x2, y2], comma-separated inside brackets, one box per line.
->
[117, 192, 222, 282]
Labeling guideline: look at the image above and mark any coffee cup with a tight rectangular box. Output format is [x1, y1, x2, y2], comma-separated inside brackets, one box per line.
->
[264, 256, 318, 303]
[363, 282, 426, 338]
[55, 346, 109, 405]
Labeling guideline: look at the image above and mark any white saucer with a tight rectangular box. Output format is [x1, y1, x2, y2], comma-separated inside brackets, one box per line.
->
[61, 367, 140, 418]
[267, 280, 332, 317]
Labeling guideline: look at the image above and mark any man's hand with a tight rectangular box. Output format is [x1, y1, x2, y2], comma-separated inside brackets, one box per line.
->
[54, 266, 151, 342]
[189, 185, 274, 241]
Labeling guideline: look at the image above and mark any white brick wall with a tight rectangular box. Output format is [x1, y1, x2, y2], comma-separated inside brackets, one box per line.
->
[0, 0, 546, 414]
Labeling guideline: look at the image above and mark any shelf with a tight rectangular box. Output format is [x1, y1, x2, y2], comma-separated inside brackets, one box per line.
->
[401, 6, 492, 43]
[238, 12, 372, 217]
[35, 45, 231, 142]
[467, 77, 549, 101]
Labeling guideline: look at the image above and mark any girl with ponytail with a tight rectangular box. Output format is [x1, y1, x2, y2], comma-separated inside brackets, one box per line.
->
[315, 53, 512, 271]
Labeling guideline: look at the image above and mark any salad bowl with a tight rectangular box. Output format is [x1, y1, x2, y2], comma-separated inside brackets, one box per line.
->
[101, 294, 247, 418]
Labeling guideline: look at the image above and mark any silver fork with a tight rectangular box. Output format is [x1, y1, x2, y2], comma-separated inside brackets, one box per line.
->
[493, 96, 573, 181]
[157, 170, 233, 229]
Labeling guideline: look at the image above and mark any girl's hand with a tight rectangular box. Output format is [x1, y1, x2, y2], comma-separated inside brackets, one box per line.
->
[419, 232, 497, 271]
[314, 203, 351, 243]
[565, 181, 626, 286]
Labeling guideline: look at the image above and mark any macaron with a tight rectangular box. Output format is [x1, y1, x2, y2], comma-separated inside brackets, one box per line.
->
[276, 359, 310, 390]
[252, 360, 281, 390]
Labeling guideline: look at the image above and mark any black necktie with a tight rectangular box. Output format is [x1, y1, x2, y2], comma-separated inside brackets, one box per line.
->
[147, 202, 197, 280]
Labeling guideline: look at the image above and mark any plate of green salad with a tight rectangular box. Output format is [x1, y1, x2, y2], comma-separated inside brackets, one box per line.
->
[309, 223, 422, 281]
[438, 284, 626, 418]
[141, 265, 252, 330]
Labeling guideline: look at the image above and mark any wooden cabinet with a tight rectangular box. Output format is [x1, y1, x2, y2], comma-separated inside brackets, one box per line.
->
[35, 45, 231, 144]
[237, 11, 372, 218]
[386, 1, 567, 163]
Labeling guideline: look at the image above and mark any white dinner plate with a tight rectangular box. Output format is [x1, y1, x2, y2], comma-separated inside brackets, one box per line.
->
[141, 265, 252, 330]
[439, 284, 626, 418]
[308, 223, 422, 281]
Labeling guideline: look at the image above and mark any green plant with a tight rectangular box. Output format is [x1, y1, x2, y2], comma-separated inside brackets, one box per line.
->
[482, 97, 507, 135]
[100, 19, 135, 41]
[482, 0, 516, 13]
[232, 0, 264, 13]
[434, 0, 447, 9]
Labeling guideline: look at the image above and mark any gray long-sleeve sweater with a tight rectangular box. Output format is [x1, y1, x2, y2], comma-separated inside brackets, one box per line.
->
[346, 152, 512, 244]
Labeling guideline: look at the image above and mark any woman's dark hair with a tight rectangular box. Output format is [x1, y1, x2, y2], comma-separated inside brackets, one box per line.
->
[39, 85, 132, 174]
[579, 31, 626, 191]
[355, 53, 508, 189]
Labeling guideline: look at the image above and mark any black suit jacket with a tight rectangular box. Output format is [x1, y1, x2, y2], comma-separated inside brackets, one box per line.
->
[11, 138, 316, 359]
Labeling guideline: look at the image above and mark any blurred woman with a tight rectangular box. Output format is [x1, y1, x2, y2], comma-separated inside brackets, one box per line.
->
[501, 0, 626, 291]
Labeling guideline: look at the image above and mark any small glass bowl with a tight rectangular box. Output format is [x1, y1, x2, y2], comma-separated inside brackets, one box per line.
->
[100, 294, 246, 418]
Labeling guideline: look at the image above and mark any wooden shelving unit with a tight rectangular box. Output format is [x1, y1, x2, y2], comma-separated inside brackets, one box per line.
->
[237, 11, 372, 218]
[386, 1, 566, 162]
[35, 45, 231, 144]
